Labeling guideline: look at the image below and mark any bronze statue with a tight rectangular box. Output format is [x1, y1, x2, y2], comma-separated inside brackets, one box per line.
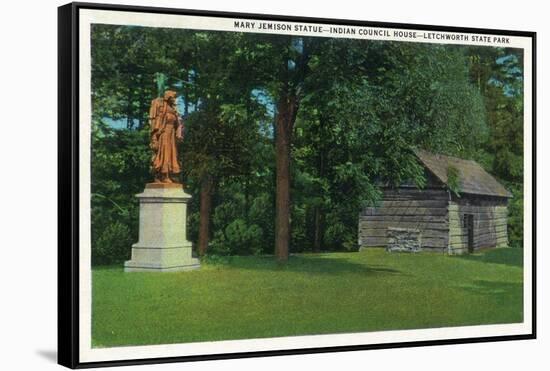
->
[148, 90, 184, 184]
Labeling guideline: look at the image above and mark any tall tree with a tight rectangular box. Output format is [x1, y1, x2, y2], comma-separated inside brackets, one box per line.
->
[238, 34, 314, 261]
[271, 36, 311, 261]
[182, 31, 268, 256]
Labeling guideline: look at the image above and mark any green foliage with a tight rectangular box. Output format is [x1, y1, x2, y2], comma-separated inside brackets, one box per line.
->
[90, 119, 149, 265]
[291, 41, 488, 251]
[507, 184, 524, 248]
[465, 47, 524, 246]
[92, 221, 133, 266]
[447, 165, 462, 197]
[212, 219, 264, 256]
[206, 181, 275, 256]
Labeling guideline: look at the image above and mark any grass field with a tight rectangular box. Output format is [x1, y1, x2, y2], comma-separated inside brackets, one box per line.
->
[92, 248, 523, 348]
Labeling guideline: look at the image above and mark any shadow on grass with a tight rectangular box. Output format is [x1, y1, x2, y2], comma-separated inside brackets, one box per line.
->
[455, 279, 523, 298]
[92, 264, 125, 271]
[454, 248, 523, 268]
[204, 254, 403, 276]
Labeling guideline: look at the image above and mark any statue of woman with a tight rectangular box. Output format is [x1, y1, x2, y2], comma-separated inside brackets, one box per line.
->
[148, 90, 184, 184]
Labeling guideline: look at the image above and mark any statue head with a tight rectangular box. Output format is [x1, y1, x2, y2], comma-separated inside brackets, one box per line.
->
[164, 90, 177, 106]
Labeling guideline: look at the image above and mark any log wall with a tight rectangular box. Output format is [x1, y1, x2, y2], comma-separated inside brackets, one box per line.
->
[358, 188, 449, 251]
[448, 195, 509, 254]
[359, 188, 509, 254]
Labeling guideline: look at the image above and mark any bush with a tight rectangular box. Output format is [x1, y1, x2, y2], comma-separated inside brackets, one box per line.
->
[92, 221, 133, 265]
[210, 219, 264, 256]
[507, 184, 524, 248]
[90, 121, 149, 265]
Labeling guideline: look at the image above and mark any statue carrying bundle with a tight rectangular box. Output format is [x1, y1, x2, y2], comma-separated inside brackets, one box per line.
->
[148, 90, 184, 184]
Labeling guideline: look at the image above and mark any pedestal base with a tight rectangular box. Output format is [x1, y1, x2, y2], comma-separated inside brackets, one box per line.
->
[125, 258, 200, 272]
[124, 243, 201, 272]
[124, 183, 200, 272]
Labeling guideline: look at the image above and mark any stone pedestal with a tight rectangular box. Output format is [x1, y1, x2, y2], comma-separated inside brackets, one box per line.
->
[124, 183, 200, 272]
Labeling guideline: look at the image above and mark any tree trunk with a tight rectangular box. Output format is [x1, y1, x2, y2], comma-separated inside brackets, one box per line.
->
[313, 131, 325, 253]
[274, 90, 299, 262]
[244, 177, 250, 224]
[183, 85, 189, 116]
[126, 99, 133, 129]
[198, 174, 214, 256]
[313, 206, 323, 252]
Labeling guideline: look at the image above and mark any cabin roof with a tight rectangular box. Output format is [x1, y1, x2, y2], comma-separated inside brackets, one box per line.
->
[415, 149, 512, 198]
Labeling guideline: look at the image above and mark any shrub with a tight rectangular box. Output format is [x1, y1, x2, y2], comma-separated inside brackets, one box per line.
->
[210, 219, 264, 256]
[92, 221, 133, 265]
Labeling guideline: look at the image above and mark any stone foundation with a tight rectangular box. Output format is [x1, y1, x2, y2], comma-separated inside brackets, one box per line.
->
[386, 227, 422, 252]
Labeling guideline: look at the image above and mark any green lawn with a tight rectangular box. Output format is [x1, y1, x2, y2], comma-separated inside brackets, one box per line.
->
[92, 248, 523, 348]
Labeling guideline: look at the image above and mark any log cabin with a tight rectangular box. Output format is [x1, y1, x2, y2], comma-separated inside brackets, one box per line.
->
[358, 149, 512, 254]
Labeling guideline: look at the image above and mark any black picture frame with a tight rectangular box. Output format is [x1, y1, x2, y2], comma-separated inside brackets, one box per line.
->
[58, 2, 537, 368]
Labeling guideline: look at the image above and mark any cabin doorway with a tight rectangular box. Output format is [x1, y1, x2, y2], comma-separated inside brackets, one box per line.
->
[463, 214, 474, 253]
